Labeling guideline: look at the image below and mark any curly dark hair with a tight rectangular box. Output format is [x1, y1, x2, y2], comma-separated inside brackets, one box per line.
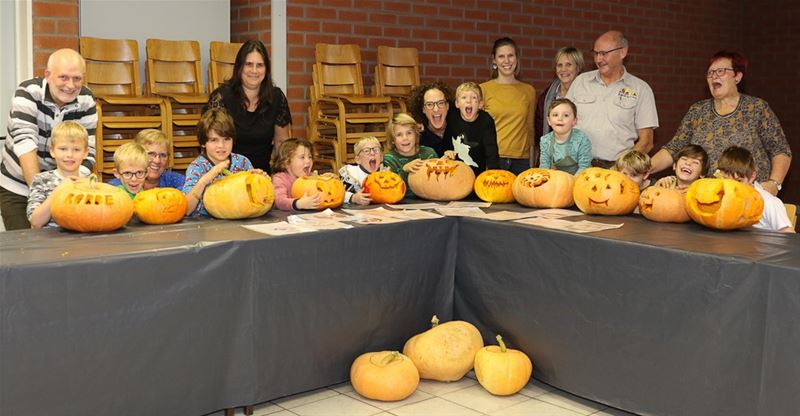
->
[407, 81, 454, 127]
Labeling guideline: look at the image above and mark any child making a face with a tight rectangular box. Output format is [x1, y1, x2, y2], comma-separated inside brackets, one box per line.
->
[538, 98, 592, 175]
[445, 82, 499, 175]
[654, 145, 708, 191]
[182, 108, 257, 216]
[271, 138, 322, 211]
[112, 142, 148, 199]
[338, 136, 389, 205]
[383, 112, 439, 199]
[27, 121, 90, 228]
[614, 149, 652, 190]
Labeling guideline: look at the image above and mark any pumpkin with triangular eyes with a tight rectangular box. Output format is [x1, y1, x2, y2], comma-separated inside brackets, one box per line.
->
[573, 167, 639, 215]
[512, 168, 574, 208]
[291, 172, 345, 209]
[363, 170, 406, 204]
[408, 158, 475, 201]
[134, 187, 188, 224]
[474, 170, 516, 203]
[51, 175, 134, 232]
[638, 187, 690, 223]
[685, 178, 763, 230]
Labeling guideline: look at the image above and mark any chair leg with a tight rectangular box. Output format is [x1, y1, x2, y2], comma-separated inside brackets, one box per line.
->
[244, 405, 254, 415]
[224, 409, 235, 416]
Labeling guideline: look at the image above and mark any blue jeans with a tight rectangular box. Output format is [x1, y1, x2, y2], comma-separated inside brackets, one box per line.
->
[499, 158, 530, 175]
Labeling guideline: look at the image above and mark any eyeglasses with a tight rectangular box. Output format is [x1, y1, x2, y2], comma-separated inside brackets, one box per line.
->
[147, 151, 168, 160]
[423, 100, 447, 110]
[706, 68, 734, 78]
[359, 146, 382, 155]
[119, 170, 146, 179]
[592, 46, 624, 58]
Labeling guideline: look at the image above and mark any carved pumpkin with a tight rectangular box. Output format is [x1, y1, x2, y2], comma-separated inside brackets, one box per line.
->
[685, 178, 764, 230]
[50, 175, 134, 232]
[408, 158, 476, 201]
[474, 335, 533, 396]
[639, 187, 690, 223]
[291, 172, 345, 209]
[512, 168, 575, 208]
[350, 351, 419, 401]
[133, 188, 187, 225]
[402, 315, 484, 382]
[203, 171, 275, 219]
[573, 167, 640, 215]
[363, 170, 406, 204]
[474, 170, 516, 203]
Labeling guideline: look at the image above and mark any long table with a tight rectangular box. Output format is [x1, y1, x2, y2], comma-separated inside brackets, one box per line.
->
[1, 210, 798, 415]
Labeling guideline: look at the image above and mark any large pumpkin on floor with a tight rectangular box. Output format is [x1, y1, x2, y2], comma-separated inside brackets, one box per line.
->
[474, 170, 516, 203]
[402, 315, 484, 382]
[512, 168, 575, 208]
[573, 167, 640, 215]
[203, 171, 274, 219]
[638, 187, 690, 223]
[350, 351, 419, 401]
[133, 187, 187, 224]
[291, 172, 345, 209]
[363, 170, 406, 204]
[408, 158, 476, 201]
[474, 335, 533, 396]
[685, 178, 764, 230]
[50, 175, 134, 232]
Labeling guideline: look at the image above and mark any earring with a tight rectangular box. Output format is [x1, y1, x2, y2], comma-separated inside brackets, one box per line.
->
[492, 63, 497, 70]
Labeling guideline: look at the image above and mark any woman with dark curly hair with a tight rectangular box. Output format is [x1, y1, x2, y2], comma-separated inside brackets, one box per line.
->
[205, 40, 292, 173]
[408, 81, 455, 157]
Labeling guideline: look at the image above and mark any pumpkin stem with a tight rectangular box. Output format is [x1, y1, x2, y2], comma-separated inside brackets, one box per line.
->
[496, 334, 507, 353]
[222, 169, 232, 176]
[88, 173, 98, 189]
[431, 315, 440, 328]
[381, 351, 401, 366]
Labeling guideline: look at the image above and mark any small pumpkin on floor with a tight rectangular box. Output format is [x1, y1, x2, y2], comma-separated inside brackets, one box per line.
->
[350, 351, 419, 401]
[402, 315, 484, 382]
[474, 334, 533, 396]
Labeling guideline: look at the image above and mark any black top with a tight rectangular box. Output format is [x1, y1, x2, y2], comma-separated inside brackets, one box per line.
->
[418, 107, 458, 158]
[445, 109, 500, 175]
[206, 84, 292, 172]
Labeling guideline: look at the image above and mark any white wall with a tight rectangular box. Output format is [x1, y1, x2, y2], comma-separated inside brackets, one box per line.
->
[1, 0, 18, 139]
[80, 0, 230, 91]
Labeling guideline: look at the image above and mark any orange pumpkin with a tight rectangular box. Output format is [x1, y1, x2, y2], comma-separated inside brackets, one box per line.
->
[408, 158, 476, 201]
[474, 335, 533, 396]
[685, 178, 764, 230]
[350, 351, 419, 402]
[512, 168, 575, 208]
[133, 188, 187, 225]
[363, 170, 406, 204]
[573, 167, 640, 215]
[50, 175, 134, 232]
[402, 315, 484, 382]
[474, 170, 516, 203]
[203, 171, 275, 219]
[638, 187, 690, 223]
[291, 172, 345, 209]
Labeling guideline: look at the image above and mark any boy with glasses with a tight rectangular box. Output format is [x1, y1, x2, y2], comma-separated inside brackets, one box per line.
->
[112, 142, 149, 199]
[339, 137, 388, 205]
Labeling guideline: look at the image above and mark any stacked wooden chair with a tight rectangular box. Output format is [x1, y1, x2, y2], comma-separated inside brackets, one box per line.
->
[79, 37, 170, 177]
[374, 46, 420, 114]
[208, 41, 243, 93]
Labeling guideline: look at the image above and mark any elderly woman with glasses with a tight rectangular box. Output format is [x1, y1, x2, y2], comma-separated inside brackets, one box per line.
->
[108, 129, 185, 190]
[408, 81, 456, 158]
[650, 51, 791, 195]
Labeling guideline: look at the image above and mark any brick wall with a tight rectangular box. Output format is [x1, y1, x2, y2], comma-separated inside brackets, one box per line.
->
[32, 0, 79, 74]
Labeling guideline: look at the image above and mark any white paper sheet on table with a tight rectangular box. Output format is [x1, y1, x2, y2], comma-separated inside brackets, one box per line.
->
[482, 210, 543, 221]
[289, 208, 353, 221]
[446, 201, 492, 208]
[242, 222, 317, 236]
[286, 215, 354, 230]
[514, 217, 623, 233]
[386, 202, 444, 210]
[391, 209, 443, 220]
[528, 208, 584, 219]
[434, 207, 488, 218]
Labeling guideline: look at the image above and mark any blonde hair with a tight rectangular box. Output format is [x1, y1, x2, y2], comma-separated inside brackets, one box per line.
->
[455, 82, 483, 101]
[554, 46, 584, 74]
[270, 138, 312, 174]
[386, 112, 419, 152]
[50, 121, 89, 149]
[113, 142, 148, 168]
[614, 150, 651, 176]
[134, 129, 171, 150]
[354, 136, 381, 156]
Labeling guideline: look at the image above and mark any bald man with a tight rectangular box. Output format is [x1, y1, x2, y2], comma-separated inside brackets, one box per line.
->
[0, 48, 97, 230]
[566, 31, 658, 168]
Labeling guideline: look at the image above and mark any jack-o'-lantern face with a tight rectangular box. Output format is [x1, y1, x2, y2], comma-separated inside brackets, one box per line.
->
[204, 171, 275, 219]
[638, 187, 690, 223]
[573, 167, 639, 215]
[685, 178, 763, 230]
[291, 172, 345, 209]
[512, 168, 574, 208]
[50, 175, 134, 232]
[134, 187, 188, 224]
[474, 170, 516, 203]
[408, 158, 476, 201]
[363, 170, 406, 204]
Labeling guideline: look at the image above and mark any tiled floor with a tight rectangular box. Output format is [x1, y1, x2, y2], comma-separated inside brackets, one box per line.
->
[211, 372, 638, 416]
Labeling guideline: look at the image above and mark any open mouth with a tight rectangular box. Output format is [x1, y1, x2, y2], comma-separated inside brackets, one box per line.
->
[302, 166, 312, 176]
[369, 159, 377, 171]
[464, 106, 474, 118]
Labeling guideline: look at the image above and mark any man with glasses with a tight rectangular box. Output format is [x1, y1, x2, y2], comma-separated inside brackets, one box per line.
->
[0, 48, 97, 230]
[566, 31, 658, 168]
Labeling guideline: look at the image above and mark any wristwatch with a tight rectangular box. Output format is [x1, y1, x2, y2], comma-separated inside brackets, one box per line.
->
[765, 179, 782, 191]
